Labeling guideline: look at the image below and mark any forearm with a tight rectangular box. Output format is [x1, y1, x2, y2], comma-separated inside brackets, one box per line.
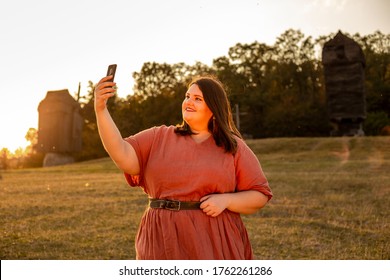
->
[225, 190, 269, 214]
[95, 109, 131, 169]
[93, 76, 140, 175]
[200, 190, 269, 217]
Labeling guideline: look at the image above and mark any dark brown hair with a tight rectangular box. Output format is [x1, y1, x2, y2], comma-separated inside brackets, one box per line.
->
[175, 75, 242, 153]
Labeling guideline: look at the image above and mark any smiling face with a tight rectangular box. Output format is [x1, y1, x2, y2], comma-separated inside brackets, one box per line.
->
[182, 84, 213, 133]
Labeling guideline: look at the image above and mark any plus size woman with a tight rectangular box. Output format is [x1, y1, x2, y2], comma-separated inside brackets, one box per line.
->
[94, 74, 272, 259]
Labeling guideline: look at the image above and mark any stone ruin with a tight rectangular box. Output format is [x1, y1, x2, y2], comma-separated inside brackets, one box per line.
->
[37, 89, 83, 166]
[322, 31, 366, 136]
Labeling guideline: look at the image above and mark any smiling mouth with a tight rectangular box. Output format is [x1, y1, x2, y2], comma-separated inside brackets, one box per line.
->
[185, 107, 196, 112]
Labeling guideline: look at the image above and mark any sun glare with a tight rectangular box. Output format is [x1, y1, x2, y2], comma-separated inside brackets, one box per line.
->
[1, 130, 30, 153]
[1, 90, 39, 153]
[1, 112, 33, 153]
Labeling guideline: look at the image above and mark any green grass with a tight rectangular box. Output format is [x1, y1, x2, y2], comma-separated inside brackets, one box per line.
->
[1, 137, 389, 259]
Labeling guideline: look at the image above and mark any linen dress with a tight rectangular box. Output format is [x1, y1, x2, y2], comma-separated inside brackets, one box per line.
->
[124, 125, 272, 260]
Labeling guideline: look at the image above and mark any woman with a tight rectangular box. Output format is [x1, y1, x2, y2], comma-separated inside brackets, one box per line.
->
[94, 74, 272, 259]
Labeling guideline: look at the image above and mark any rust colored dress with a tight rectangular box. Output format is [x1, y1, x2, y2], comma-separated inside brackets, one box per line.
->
[124, 125, 272, 260]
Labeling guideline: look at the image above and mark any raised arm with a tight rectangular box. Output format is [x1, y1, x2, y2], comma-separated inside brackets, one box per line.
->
[94, 76, 140, 175]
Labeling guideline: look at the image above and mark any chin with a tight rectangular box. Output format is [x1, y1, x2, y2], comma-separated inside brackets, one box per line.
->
[183, 114, 193, 123]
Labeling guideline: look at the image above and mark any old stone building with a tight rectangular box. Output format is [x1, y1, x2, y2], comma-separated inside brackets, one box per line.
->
[37, 89, 83, 166]
[322, 31, 366, 136]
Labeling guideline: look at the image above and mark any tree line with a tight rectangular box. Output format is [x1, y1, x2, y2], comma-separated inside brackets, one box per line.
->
[2, 29, 389, 168]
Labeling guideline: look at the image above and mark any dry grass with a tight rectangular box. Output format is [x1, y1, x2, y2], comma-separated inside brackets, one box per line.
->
[1, 137, 389, 259]
[246, 136, 390, 259]
[0, 159, 146, 259]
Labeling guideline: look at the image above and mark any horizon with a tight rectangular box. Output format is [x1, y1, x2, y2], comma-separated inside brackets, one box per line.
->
[1, 0, 389, 153]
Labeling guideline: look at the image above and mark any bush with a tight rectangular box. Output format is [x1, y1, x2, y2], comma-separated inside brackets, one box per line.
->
[363, 111, 390, 135]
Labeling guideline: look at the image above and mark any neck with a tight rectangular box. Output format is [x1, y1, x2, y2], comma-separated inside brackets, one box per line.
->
[190, 130, 212, 143]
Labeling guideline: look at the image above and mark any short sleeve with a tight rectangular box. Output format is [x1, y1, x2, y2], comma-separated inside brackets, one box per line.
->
[123, 127, 157, 187]
[234, 138, 273, 200]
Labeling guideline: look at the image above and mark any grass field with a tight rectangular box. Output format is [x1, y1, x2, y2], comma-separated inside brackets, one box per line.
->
[1, 136, 389, 260]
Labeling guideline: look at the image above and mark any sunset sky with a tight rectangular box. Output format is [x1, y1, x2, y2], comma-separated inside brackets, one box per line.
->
[1, 0, 389, 152]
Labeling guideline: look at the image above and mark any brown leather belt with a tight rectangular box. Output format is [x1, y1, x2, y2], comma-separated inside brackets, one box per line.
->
[149, 198, 201, 211]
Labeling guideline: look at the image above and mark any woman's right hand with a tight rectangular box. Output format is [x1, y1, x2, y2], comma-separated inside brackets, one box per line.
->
[94, 76, 116, 113]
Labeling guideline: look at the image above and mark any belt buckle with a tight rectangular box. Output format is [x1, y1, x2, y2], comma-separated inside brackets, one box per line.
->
[164, 200, 181, 211]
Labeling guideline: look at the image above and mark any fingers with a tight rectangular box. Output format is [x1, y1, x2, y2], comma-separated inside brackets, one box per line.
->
[95, 76, 116, 97]
[200, 198, 223, 217]
[94, 76, 117, 111]
[96, 86, 116, 97]
[98, 75, 114, 85]
[95, 77, 116, 94]
[203, 208, 221, 217]
[203, 208, 219, 217]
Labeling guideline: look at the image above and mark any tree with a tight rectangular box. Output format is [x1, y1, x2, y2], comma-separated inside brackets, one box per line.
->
[24, 128, 44, 167]
[219, 41, 276, 137]
[1, 148, 10, 170]
[359, 31, 390, 116]
[133, 62, 181, 100]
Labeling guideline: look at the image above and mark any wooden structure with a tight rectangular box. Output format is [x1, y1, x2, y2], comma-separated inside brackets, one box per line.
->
[37, 89, 83, 166]
[322, 31, 366, 136]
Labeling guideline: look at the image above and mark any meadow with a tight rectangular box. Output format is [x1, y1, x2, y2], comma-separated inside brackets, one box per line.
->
[1, 136, 389, 260]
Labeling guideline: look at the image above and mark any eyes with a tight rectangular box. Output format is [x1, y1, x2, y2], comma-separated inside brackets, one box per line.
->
[185, 94, 203, 102]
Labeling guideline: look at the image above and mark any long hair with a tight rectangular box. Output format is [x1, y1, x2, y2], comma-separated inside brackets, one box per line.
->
[175, 76, 242, 154]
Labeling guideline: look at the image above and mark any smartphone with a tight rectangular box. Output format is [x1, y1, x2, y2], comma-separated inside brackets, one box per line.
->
[106, 64, 117, 106]
[106, 64, 117, 82]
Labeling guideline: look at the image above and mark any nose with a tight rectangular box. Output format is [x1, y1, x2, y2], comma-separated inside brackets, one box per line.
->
[184, 96, 194, 106]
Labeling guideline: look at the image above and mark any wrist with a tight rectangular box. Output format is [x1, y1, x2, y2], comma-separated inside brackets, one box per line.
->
[223, 193, 234, 210]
